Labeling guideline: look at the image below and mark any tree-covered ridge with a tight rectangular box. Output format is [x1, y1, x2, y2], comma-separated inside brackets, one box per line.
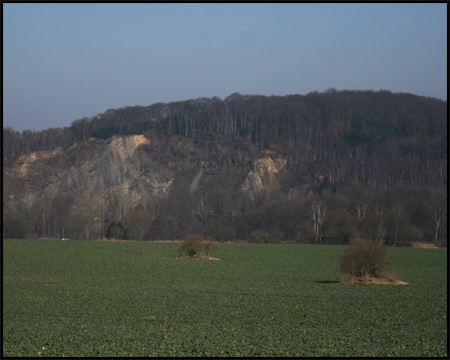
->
[4, 90, 446, 154]
[4, 90, 447, 190]
[3, 90, 447, 244]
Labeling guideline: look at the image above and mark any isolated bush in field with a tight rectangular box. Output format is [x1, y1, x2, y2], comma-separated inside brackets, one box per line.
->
[177, 234, 204, 257]
[339, 238, 392, 279]
[178, 235, 219, 258]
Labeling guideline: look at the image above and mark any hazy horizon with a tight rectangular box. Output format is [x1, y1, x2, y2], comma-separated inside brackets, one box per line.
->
[3, 3, 447, 132]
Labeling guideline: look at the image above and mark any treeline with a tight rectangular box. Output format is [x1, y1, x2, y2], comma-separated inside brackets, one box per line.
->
[145, 179, 446, 245]
[226, 185, 447, 246]
[3, 180, 447, 246]
[4, 90, 447, 191]
[2, 193, 154, 242]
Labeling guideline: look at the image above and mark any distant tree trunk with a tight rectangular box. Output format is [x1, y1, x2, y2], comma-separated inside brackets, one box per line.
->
[392, 202, 404, 247]
[310, 200, 327, 243]
[375, 206, 385, 244]
[353, 200, 368, 230]
[429, 189, 445, 243]
[434, 205, 441, 243]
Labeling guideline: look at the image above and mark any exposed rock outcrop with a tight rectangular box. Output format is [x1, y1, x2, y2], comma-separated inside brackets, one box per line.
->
[3, 135, 173, 217]
[3, 134, 291, 220]
[242, 157, 286, 199]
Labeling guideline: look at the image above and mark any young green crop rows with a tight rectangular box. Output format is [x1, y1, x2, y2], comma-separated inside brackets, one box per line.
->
[3, 239, 447, 357]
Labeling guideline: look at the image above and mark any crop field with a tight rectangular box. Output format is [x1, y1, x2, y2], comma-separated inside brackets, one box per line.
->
[3, 239, 447, 357]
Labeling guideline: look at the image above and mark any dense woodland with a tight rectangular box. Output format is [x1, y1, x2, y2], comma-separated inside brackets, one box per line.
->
[3, 90, 447, 245]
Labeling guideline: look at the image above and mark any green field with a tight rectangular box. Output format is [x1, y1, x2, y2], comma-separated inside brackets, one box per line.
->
[3, 239, 447, 357]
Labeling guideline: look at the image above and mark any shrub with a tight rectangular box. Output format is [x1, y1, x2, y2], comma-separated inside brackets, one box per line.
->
[339, 238, 392, 279]
[248, 230, 270, 243]
[177, 234, 205, 257]
[213, 226, 237, 242]
[248, 229, 283, 243]
[106, 221, 129, 240]
[268, 228, 284, 243]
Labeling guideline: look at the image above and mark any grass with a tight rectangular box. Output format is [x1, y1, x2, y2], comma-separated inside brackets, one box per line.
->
[3, 239, 447, 357]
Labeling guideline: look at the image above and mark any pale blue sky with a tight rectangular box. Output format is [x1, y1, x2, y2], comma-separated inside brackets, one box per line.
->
[3, 3, 447, 132]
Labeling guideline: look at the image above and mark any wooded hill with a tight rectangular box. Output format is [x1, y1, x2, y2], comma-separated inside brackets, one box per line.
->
[3, 90, 447, 244]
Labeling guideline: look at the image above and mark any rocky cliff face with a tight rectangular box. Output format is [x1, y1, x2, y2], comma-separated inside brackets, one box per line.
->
[242, 157, 287, 198]
[3, 133, 294, 220]
[3, 135, 175, 216]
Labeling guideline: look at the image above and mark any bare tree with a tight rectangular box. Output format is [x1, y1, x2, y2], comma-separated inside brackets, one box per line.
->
[429, 189, 446, 243]
[123, 211, 154, 241]
[392, 202, 404, 247]
[72, 198, 99, 240]
[433, 205, 442, 243]
[374, 205, 385, 244]
[352, 200, 368, 229]
[310, 200, 327, 243]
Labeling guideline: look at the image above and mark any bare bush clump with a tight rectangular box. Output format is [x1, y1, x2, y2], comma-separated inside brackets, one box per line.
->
[339, 237, 393, 282]
[177, 234, 219, 259]
[178, 234, 204, 257]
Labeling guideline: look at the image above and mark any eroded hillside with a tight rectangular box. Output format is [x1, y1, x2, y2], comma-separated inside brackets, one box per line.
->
[3, 91, 447, 243]
[4, 132, 319, 238]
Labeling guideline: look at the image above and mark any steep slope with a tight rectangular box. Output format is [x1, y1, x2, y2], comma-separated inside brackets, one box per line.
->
[3, 135, 172, 216]
[3, 133, 298, 222]
[2, 90, 447, 242]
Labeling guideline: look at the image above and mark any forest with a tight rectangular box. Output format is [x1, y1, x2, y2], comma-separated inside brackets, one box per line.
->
[2, 90, 447, 245]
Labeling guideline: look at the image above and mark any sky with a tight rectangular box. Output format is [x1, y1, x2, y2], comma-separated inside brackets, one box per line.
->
[3, 3, 447, 132]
